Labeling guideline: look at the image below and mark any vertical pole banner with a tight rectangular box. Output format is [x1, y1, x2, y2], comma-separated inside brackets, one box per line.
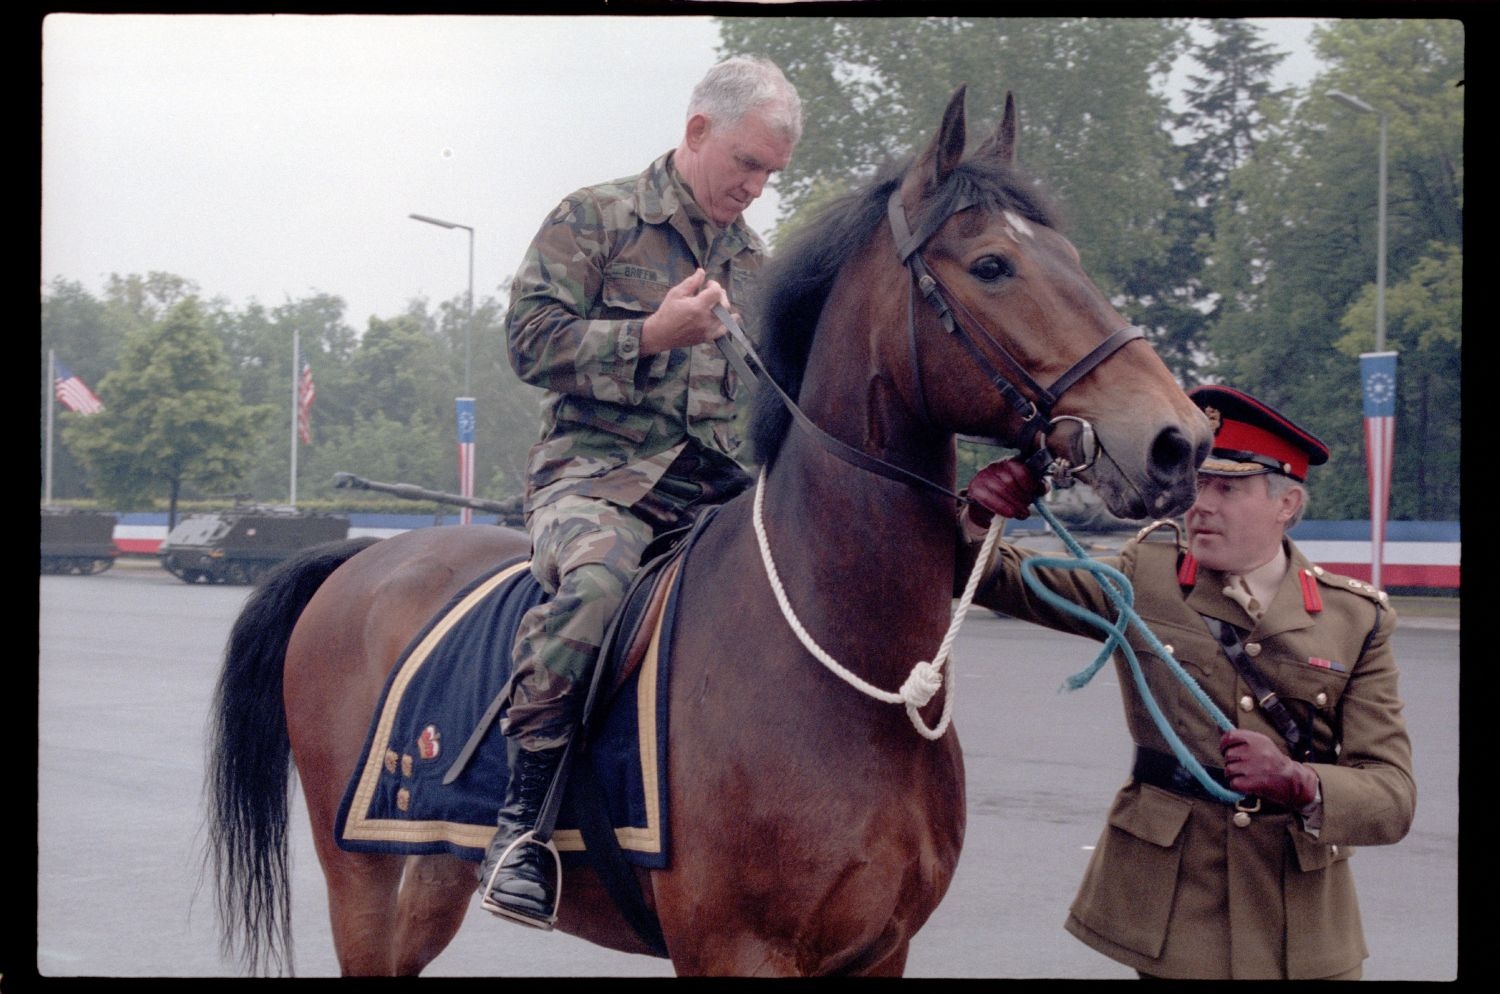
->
[456, 397, 475, 526]
[1360, 352, 1398, 589]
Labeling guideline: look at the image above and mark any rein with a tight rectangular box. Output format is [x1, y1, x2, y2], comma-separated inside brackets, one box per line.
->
[713, 304, 962, 505]
[1022, 501, 1244, 803]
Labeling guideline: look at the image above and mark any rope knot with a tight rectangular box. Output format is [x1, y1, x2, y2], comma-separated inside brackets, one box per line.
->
[900, 661, 944, 709]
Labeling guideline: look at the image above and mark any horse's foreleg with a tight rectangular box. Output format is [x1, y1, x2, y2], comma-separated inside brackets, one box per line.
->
[390, 855, 476, 976]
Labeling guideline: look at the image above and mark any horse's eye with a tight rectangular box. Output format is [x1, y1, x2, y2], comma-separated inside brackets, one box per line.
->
[969, 255, 1013, 282]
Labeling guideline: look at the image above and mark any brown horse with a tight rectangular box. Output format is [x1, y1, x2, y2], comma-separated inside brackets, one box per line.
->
[206, 88, 1211, 977]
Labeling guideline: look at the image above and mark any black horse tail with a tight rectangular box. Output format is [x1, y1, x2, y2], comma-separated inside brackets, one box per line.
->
[204, 536, 380, 976]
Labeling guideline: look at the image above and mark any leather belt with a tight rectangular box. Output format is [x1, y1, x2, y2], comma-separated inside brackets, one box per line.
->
[1131, 746, 1289, 814]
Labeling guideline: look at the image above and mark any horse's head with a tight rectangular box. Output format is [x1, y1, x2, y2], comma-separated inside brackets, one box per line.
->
[886, 87, 1211, 519]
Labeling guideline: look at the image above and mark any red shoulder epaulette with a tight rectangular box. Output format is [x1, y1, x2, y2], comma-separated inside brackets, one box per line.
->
[1177, 552, 1198, 588]
[1299, 568, 1323, 613]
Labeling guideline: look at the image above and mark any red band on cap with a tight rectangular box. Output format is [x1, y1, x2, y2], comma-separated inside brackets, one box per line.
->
[1215, 417, 1309, 480]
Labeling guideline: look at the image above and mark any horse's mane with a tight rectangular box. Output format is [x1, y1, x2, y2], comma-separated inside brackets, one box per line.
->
[746, 153, 1062, 466]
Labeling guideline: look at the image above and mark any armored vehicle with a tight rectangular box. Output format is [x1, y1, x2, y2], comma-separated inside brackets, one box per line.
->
[158, 504, 349, 585]
[333, 472, 525, 526]
[40, 508, 119, 575]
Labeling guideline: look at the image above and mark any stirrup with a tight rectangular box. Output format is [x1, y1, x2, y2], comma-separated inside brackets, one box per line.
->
[479, 829, 563, 930]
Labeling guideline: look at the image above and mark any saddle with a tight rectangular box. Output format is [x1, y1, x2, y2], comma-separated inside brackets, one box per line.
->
[334, 508, 722, 958]
[524, 516, 707, 957]
[439, 513, 701, 786]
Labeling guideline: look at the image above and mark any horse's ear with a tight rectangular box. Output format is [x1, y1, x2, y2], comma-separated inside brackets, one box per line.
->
[976, 92, 1017, 166]
[903, 85, 968, 199]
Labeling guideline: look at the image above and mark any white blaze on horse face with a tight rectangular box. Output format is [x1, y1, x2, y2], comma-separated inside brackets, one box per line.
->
[1002, 210, 1035, 242]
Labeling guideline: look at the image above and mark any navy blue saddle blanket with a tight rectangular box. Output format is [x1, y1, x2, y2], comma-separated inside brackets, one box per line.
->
[334, 557, 671, 868]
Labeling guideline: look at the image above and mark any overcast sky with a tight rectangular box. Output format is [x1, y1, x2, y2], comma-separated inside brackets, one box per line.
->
[41, 14, 1327, 333]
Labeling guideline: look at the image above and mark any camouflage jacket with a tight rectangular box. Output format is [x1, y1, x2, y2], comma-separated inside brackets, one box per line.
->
[506, 151, 766, 513]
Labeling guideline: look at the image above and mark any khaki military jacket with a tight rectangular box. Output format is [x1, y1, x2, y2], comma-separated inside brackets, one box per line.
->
[971, 527, 1415, 979]
[506, 151, 765, 514]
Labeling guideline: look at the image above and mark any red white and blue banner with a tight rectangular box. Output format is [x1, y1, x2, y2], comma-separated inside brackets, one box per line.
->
[456, 397, 475, 526]
[1360, 351, 1398, 589]
[54, 357, 104, 415]
[109, 513, 1458, 591]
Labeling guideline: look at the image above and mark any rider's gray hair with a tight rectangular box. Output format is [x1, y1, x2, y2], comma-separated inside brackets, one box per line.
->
[688, 56, 803, 144]
[1266, 472, 1309, 530]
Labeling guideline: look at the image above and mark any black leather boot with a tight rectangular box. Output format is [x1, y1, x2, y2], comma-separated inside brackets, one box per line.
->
[477, 743, 566, 927]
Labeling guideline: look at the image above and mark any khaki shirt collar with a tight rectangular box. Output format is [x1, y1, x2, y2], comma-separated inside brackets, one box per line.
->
[1185, 538, 1317, 639]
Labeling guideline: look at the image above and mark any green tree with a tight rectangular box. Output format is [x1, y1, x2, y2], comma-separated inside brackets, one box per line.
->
[297, 412, 450, 498]
[720, 16, 1215, 387]
[464, 293, 544, 498]
[103, 271, 199, 330]
[393, 290, 542, 500]
[219, 292, 360, 501]
[1203, 18, 1462, 520]
[41, 279, 118, 500]
[1140, 19, 1293, 381]
[42, 278, 119, 381]
[720, 17, 1188, 294]
[63, 298, 270, 526]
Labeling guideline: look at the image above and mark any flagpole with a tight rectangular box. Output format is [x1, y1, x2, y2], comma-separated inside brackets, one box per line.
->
[290, 329, 300, 507]
[45, 348, 56, 506]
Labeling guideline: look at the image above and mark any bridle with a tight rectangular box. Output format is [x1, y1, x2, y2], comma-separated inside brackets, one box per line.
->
[711, 184, 1145, 503]
[885, 188, 1143, 487]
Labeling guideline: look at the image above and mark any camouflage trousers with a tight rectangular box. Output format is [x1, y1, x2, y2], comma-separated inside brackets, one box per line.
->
[499, 451, 749, 751]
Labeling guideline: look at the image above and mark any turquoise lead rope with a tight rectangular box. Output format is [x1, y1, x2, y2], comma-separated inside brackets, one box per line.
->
[1018, 501, 1245, 805]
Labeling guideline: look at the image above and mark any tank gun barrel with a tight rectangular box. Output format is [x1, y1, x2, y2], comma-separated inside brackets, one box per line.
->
[333, 472, 523, 518]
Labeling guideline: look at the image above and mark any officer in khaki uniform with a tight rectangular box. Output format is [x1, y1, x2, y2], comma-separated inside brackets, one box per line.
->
[478, 57, 802, 928]
[961, 385, 1415, 979]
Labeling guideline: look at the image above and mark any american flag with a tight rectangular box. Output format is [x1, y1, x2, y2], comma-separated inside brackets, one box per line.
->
[297, 358, 315, 444]
[456, 397, 475, 525]
[54, 358, 104, 414]
[1360, 351, 1398, 589]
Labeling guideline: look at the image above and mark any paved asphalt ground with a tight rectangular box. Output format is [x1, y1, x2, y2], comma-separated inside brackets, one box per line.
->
[30, 557, 1461, 979]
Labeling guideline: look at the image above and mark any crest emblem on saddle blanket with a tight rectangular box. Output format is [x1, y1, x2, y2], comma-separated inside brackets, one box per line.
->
[418, 725, 441, 760]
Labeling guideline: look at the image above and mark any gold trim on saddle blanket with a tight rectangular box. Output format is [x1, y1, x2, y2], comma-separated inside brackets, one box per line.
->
[338, 559, 666, 855]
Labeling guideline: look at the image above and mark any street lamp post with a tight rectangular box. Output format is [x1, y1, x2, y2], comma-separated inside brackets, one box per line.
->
[1327, 91, 1387, 351]
[410, 212, 476, 523]
[1328, 90, 1394, 590]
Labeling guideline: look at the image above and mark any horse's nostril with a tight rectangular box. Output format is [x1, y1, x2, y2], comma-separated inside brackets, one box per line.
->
[1150, 426, 1194, 479]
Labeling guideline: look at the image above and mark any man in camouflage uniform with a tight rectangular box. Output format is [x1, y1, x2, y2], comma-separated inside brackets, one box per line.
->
[960, 385, 1415, 979]
[478, 56, 802, 927]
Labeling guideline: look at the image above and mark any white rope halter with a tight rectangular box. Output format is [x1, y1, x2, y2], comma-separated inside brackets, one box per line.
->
[751, 470, 1004, 739]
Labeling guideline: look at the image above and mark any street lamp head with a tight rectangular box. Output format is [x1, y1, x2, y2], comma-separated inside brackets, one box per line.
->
[409, 212, 473, 233]
[1327, 90, 1378, 115]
